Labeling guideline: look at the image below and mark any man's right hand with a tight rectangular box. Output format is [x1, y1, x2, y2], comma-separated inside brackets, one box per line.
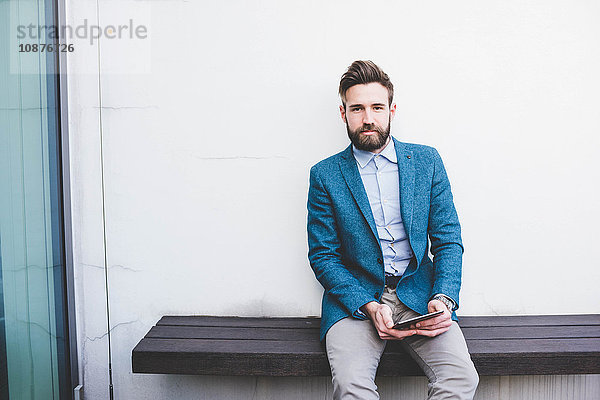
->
[360, 301, 417, 340]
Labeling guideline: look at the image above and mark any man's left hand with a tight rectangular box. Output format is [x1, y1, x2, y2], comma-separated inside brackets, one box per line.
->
[412, 299, 452, 337]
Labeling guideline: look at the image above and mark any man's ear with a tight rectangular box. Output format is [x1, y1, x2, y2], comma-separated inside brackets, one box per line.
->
[339, 104, 347, 123]
[389, 103, 397, 121]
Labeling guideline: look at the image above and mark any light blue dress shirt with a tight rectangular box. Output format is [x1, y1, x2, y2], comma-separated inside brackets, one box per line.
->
[352, 140, 414, 277]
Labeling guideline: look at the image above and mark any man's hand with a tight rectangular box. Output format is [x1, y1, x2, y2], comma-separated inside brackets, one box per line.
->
[412, 299, 453, 337]
[360, 302, 417, 340]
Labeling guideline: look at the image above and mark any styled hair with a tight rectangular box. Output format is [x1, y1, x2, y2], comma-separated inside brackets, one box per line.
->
[339, 60, 394, 108]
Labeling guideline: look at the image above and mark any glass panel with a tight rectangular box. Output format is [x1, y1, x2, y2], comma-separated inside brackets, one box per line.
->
[0, 0, 71, 399]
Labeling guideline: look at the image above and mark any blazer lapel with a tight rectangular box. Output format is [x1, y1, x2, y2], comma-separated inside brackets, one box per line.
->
[339, 146, 379, 241]
[394, 138, 415, 239]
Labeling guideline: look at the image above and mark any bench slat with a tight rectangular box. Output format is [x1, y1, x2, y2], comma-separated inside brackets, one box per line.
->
[157, 314, 600, 328]
[134, 337, 325, 354]
[463, 325, 600, 339]
[457, 314, 600, 327]
[157, 316, 320, 329]
[135, 336, 599, 356]
[466, 338, 600, 354]
[146, 324, 600, 341]
[147, 326, 320, 340]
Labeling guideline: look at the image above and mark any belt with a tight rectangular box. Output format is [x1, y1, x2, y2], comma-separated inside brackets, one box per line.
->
[385, 274, 402, 288]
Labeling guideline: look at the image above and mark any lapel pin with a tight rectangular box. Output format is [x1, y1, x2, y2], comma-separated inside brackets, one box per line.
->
[407, 155, 411, 159]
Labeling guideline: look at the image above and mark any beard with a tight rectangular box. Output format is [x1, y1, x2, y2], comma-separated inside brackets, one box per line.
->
[346, 117, 391, 152]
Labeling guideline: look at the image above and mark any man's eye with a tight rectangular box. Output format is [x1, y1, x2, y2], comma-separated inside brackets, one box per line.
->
[374, 106, 384, 111]
[351, 108, 361, 112]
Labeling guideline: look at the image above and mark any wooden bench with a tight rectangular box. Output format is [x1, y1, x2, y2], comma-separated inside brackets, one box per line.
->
[132, 314, 600, 376]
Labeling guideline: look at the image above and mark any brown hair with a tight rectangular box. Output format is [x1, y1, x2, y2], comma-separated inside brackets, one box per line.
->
[339, 60, 394, 108]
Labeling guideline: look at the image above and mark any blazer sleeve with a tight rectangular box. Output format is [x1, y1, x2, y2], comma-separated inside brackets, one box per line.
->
[428, 149, 464, 308]
[307, 166, 374, 318]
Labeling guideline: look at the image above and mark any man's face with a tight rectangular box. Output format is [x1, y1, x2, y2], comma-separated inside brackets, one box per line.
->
[340, 82, 396, 153]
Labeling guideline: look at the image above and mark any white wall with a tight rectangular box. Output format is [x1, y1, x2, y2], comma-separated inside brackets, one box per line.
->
[66, 1, 600, 398]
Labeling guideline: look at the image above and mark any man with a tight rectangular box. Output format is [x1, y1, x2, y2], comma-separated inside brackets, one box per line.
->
[307, 60, 479, 400]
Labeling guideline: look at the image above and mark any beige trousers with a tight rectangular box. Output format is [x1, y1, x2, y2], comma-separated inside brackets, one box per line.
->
[325, 287, 479, 400]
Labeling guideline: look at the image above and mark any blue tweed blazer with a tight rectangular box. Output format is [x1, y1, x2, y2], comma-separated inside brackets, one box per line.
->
[307, 137, 463, 341]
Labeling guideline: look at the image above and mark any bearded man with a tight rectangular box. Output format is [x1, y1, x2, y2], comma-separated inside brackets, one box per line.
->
[307, 60, 479, 400]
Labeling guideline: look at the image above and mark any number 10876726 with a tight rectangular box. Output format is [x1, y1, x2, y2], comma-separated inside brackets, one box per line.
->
[19, 43, 74, 52]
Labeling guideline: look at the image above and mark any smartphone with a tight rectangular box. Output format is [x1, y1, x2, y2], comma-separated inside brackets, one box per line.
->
[392, 310, 444, 330]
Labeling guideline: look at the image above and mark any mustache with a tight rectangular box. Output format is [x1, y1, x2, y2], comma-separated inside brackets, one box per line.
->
[359, 124, 385, 134]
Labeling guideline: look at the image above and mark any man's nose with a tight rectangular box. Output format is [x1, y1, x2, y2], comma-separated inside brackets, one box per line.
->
[362, 109, 375, 125]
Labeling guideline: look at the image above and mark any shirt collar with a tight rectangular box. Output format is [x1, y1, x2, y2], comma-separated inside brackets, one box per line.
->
[352, 138, 397, 169]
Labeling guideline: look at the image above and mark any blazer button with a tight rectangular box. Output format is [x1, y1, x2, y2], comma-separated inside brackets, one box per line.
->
[377, 258, 383, 264]
[374, 292, 380, 299]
